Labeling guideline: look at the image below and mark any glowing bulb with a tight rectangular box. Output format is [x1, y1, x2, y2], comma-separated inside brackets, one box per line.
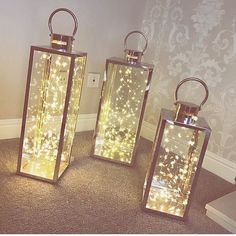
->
[62, 62, 67, 67]
[188, 140, 195, 146]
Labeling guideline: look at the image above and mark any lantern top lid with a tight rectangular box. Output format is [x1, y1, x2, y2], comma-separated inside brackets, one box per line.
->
[174, 77, 209, 125]
[48, 8, 78, 52]
[107, 57, 154, 70]
[162, 108, 211, 131]
[31, 45, 87, 58]
[124, 30, 148, 64]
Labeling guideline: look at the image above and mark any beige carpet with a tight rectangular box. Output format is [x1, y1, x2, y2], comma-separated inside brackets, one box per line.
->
[0, 131, 234, 234]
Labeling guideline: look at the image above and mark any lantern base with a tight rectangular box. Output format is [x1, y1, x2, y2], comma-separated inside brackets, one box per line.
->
[92, 154, 134, 167]
[17, 164, 69, 183]
[18, 156, 68, 182]
[143, 185, 187, 218]
[142, 204, 187, 221]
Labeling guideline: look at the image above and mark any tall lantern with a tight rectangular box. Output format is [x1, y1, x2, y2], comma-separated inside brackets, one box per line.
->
[92, 31, 154, 165]
[17, 8, 87, 182]
[142, 78, 211, 220]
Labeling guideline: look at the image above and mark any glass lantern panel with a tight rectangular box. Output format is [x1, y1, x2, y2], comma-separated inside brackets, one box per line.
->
[94, 62, 149, 164]
[58, 56, 87, 177]
[21, 50, 71, 180]
[146, 122, 205, 217]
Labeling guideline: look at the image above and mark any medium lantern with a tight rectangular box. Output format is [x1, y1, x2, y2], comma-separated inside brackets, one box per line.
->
[17, 8, 87, 182]
[142, 78, 211, 220]
[92, 31, 154, 165]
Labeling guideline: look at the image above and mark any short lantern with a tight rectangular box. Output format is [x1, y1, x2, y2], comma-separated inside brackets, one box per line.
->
[142, 78, 211, 220]
[17, 8, 87, 182]
[92, 31, 154, 165]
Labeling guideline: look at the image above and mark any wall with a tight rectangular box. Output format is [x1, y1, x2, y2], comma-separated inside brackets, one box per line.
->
[141, 0, 236, 165]
[0, 0, 146, 119]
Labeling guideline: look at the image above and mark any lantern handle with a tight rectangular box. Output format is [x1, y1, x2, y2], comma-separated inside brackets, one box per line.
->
[48, 8, 78, 38]
[124, 30, 148, 54]
[175, 77, 209, 110]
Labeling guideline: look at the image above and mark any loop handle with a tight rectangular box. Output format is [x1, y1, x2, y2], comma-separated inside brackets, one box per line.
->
[48, 8, 78, 38]
[175, 77, 209, 110]
[124, 30, 148, 54]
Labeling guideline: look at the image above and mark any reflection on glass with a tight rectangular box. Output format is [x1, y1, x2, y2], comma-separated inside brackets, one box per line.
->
[145, 122, 205, 217]
[94, 61, 150, 164]
[59, 56, 86, 176]
[20, 49, 86, 180]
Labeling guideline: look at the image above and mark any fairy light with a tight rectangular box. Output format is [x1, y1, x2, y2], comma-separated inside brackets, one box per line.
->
[20, 51, 86, 179]
[146, 124, 203, 217]
[94, 64, 148, 164]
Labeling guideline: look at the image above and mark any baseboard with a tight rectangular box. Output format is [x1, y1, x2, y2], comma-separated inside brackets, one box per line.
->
[202, 151, 236, 184]
[140, 120, 157, 141]
[0, 116, 235, 184]
[75, 113, 97, 132]
[140, 121, 236, 184]
[0, 113, 97, 140]
[0, 118, 22, 140]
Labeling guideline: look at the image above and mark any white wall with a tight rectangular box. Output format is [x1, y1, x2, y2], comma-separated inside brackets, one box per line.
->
[0, 0, 147, 119]
[141, 0, 236, 166]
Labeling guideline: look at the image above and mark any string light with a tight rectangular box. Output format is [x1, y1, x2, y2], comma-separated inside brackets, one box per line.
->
[145, 124, 204, 217]
[94, 63, 148, 164]
[21, 50, 86, 179]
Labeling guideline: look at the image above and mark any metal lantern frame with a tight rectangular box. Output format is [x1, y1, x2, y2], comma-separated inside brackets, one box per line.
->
[142, 78, 211, 220]
[17, 8, 87, 183]
[92, 31, 154, 166]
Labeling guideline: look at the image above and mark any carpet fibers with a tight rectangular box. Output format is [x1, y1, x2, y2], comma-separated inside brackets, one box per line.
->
[0, 131, 234, 234]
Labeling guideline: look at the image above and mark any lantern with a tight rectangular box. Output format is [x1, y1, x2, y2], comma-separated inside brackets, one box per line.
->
[142, 78, 211, 220]
[17, 8, 87, 182]
[92, 31, 154, 165]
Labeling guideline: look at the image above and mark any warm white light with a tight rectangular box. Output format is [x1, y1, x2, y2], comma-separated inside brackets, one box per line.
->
[145, 125, 201, 217]
[94, 66, 147, 163]
[21, 53, 86, 180]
